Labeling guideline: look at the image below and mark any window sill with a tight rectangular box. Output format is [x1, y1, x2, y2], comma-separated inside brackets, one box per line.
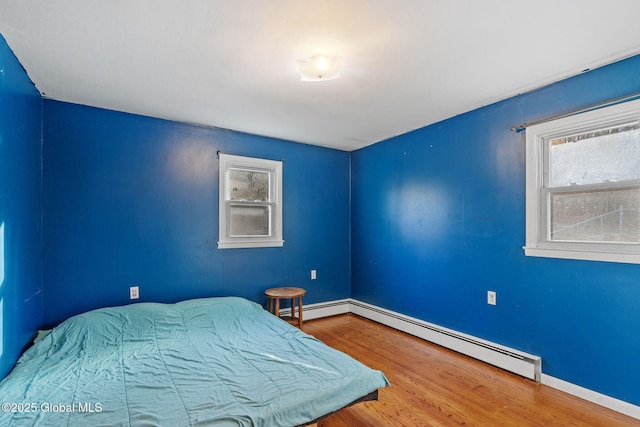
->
[218, 240, 284, 249]
[523, 246, 640, 264]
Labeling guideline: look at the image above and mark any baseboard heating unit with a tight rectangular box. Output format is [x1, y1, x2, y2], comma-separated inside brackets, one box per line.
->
[281, 298, 640, 418]
[280, 298, 541, 382]
[349, 300, 542, 382]
[278, 299, 350, 321]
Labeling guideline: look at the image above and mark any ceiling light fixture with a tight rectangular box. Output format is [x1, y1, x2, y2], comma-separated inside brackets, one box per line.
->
[297, 55, 341, 82]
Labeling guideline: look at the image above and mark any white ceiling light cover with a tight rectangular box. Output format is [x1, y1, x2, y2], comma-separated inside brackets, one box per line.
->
[298, 55, 342, 81]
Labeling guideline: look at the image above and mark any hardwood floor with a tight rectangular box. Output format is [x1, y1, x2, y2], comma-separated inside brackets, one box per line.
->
[303, 314, 639, 427]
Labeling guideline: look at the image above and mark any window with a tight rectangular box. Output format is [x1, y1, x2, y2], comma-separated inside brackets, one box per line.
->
[218, 154, 283, 249]
[524, 98, 640, 264]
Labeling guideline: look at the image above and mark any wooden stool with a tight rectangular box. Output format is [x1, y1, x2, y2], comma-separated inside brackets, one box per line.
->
[265, 287, 306, 330]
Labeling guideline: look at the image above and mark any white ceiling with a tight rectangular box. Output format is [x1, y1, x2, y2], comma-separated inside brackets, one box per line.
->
[1, 1, 640, 151]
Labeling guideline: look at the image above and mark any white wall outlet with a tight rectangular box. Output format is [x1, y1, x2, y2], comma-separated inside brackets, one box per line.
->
[487, 290, 497, 306]
[130, 286, 140, 300]
[311, 269, 317, 280]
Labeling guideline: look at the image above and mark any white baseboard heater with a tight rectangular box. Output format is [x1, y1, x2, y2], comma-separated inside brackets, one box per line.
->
[278, 299, 351, 321]
[281, 298, 640, 418]
[280, 298, 541, 382]
[349, 300, 542, 382]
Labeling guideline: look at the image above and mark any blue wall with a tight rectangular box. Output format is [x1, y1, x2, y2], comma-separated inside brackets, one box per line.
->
[351, 54, 640, 405]
[42, 101, 350, 326]
[0, 35, 43, 378]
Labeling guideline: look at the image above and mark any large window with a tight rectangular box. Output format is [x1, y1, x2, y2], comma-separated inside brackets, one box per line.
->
[524, 98, 640, 264]
[218, 154, 283, 249]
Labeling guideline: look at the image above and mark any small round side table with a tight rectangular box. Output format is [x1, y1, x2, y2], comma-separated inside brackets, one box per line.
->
[265, 287, 306, 330]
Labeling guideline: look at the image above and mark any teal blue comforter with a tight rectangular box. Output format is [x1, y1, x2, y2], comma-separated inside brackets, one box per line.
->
[0, 297, 388, 426]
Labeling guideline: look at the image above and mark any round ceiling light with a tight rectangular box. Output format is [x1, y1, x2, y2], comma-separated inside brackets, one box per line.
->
[297, 55, 341, 81]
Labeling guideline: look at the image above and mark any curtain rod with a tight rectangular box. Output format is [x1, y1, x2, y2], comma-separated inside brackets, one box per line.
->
[510, 93, 640, 132]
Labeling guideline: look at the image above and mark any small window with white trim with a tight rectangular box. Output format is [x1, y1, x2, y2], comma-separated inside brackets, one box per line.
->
[218, 154, 283, 249]
[524, 98, 640, 264]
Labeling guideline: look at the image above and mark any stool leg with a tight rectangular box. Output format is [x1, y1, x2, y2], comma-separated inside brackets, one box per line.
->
[275, 298, 280, 317]
[269, 297, 273, 314]
[298, 296, 303, 330]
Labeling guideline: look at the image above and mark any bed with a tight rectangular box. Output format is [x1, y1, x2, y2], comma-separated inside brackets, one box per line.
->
[0, 297, 389, 426]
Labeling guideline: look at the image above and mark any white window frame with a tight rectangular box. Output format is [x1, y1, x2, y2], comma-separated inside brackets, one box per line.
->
[524, 98, 640, 264]
[218, 154, 283, 249]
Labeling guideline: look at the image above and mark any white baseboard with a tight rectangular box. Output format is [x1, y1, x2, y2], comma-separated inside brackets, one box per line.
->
[278, 298, 350, 321]
[290, 297, 639, 420]
[542, 374, 640, 420]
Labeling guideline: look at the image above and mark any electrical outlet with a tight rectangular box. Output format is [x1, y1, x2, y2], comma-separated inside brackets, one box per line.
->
[130, 286, 140, 300]
[487, 290, 496, 306]
[311, 269, 317, 280]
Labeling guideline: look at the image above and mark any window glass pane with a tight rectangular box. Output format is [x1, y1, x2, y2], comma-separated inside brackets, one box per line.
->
[549, 122, 640, 187]
[229, 169, 270, 202]
[229, 205, 271, 236]
[550, 186, 640, 243]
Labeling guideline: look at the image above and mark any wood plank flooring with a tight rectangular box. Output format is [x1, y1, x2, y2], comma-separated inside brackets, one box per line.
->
[303, 314, 639, 427]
